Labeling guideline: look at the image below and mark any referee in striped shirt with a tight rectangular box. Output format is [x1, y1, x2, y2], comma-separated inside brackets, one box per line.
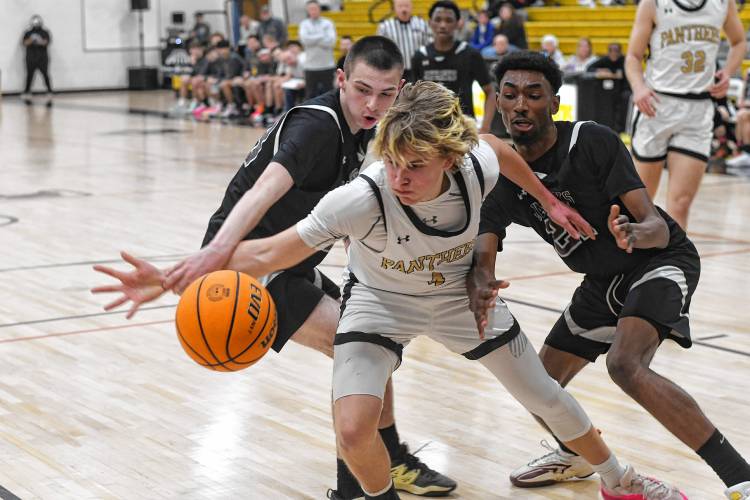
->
[377, 0, 431, 81]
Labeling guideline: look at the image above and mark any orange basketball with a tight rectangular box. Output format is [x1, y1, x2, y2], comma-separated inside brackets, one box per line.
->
[175, 270, 277, 371]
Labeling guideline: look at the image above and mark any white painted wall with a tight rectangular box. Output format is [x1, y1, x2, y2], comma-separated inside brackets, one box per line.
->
[0, 0, 226, 93]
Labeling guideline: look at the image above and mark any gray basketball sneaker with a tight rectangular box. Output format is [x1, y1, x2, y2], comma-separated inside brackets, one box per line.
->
[726, 481, 750, 500]
[510, 440, 595, 487]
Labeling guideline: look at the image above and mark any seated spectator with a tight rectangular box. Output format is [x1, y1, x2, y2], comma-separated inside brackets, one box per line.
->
[726, 70, 750, 168]
[190, 12, 210, 46]
[243, 34, 262, 73]
[212, 40, 247, 117]
[586, 42, 625, 80]
[562, 37, 597, 74]
[481, 33, 514, 60]
[243, 48, 277, 121]
[209, 32, 226, 47]
[190, 46, 220, 117]
[173, 43, 207, 112]
[471, 10, 495, 51]
[495, 3, 527, 50]
[273, 42, 307, 114]
[336, 35, 353, 70]
[540, 34, 565, 68]
[262, 33, 280, 53]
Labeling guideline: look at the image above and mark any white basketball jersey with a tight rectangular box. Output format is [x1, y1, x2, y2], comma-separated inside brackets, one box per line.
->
[645, 0, 728, 94]
[346, 154, 486, 296]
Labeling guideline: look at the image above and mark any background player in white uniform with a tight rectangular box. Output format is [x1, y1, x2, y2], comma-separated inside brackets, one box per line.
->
[101, 82, 688, 500]
[625, 0, 745, 229]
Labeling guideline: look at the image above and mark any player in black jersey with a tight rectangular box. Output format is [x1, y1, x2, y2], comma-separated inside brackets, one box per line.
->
[411, 0, 496, 133]
[93, 37, 457, 499]
[469, 51, 750, 498]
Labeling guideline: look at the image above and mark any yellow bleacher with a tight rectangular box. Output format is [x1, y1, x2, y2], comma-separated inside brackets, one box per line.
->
[287, 1, 750, 68]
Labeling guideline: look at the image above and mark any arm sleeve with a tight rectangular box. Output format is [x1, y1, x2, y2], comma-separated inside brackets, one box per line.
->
[577, 123, 645, 200]
[271, 110, 340, 187]
[297, 177, 383, 249]
[471, 49, 492, 86]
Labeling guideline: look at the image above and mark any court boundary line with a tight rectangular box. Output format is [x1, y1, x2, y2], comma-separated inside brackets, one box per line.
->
[0, 253, 187, 273]
[0, 304, 176, 329]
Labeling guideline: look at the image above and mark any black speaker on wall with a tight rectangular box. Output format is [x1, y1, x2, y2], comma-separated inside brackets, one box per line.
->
[131, 0, 149, 10]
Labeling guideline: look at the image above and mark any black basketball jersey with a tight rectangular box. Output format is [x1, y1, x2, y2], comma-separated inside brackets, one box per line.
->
[203, 90, 374, 272]
[411, 41, 491, 117]
[479, 121, 690, 277]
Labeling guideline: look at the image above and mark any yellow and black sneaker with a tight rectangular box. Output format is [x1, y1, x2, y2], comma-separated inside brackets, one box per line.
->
[390, 444, 457, 497]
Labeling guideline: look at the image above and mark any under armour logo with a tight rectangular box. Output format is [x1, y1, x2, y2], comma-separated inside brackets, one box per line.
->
[422, 216, 438, 225]
[397, 235, 410, 244]
[518, 189, 528, 200]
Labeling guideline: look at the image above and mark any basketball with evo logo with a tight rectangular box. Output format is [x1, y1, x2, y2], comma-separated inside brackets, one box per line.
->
[175, 270, 277, 371]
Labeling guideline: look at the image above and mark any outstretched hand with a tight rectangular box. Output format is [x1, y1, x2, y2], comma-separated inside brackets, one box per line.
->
[163, 246, 230, 294]
[91, 251, 167, 319]
[608, 204, 635, 253]
[545, 199, 596, 241]
[466, 268, 510, 340]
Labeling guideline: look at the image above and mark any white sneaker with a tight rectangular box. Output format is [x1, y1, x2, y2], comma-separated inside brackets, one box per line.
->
[600, 465, 687, 500]
[509, 440, 595, 487]
[726, 151, 750, 168]
[221, 103, 238, 118]
[726, 481, 750, 500]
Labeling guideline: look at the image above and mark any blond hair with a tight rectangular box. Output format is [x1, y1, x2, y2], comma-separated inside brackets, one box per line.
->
[372, 81, 478, 169]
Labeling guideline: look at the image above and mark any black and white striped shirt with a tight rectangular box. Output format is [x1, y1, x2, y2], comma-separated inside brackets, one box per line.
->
[377, 16, 431, 71]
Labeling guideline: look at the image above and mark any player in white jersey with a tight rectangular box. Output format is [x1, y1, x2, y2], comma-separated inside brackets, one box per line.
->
[625, 0, 745, 229]
[95, 82, 687, 500]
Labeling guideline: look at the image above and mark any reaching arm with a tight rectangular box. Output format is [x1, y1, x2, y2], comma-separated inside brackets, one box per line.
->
[466, 232, 509, 337]
[625, 0, 659, 117]
[608, 188, 669, 253]
[90, 228, 318, 319]
[480, 134, 595, 240]
[163, 162, 294, 292]
[225, 225, 318, 277]
[710, 0, 746, 98]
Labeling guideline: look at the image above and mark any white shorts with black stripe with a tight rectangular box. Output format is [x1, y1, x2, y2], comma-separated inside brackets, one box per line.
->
[332, 276, 520, 401]
[630, 93, 714, 163]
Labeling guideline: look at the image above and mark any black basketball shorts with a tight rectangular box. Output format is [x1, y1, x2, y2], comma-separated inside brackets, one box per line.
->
[545, 243, 701, 362]
[264, 268, 341, 352]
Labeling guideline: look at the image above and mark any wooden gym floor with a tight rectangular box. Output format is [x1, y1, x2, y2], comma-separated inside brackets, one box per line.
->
[0, 91, 748, 499]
